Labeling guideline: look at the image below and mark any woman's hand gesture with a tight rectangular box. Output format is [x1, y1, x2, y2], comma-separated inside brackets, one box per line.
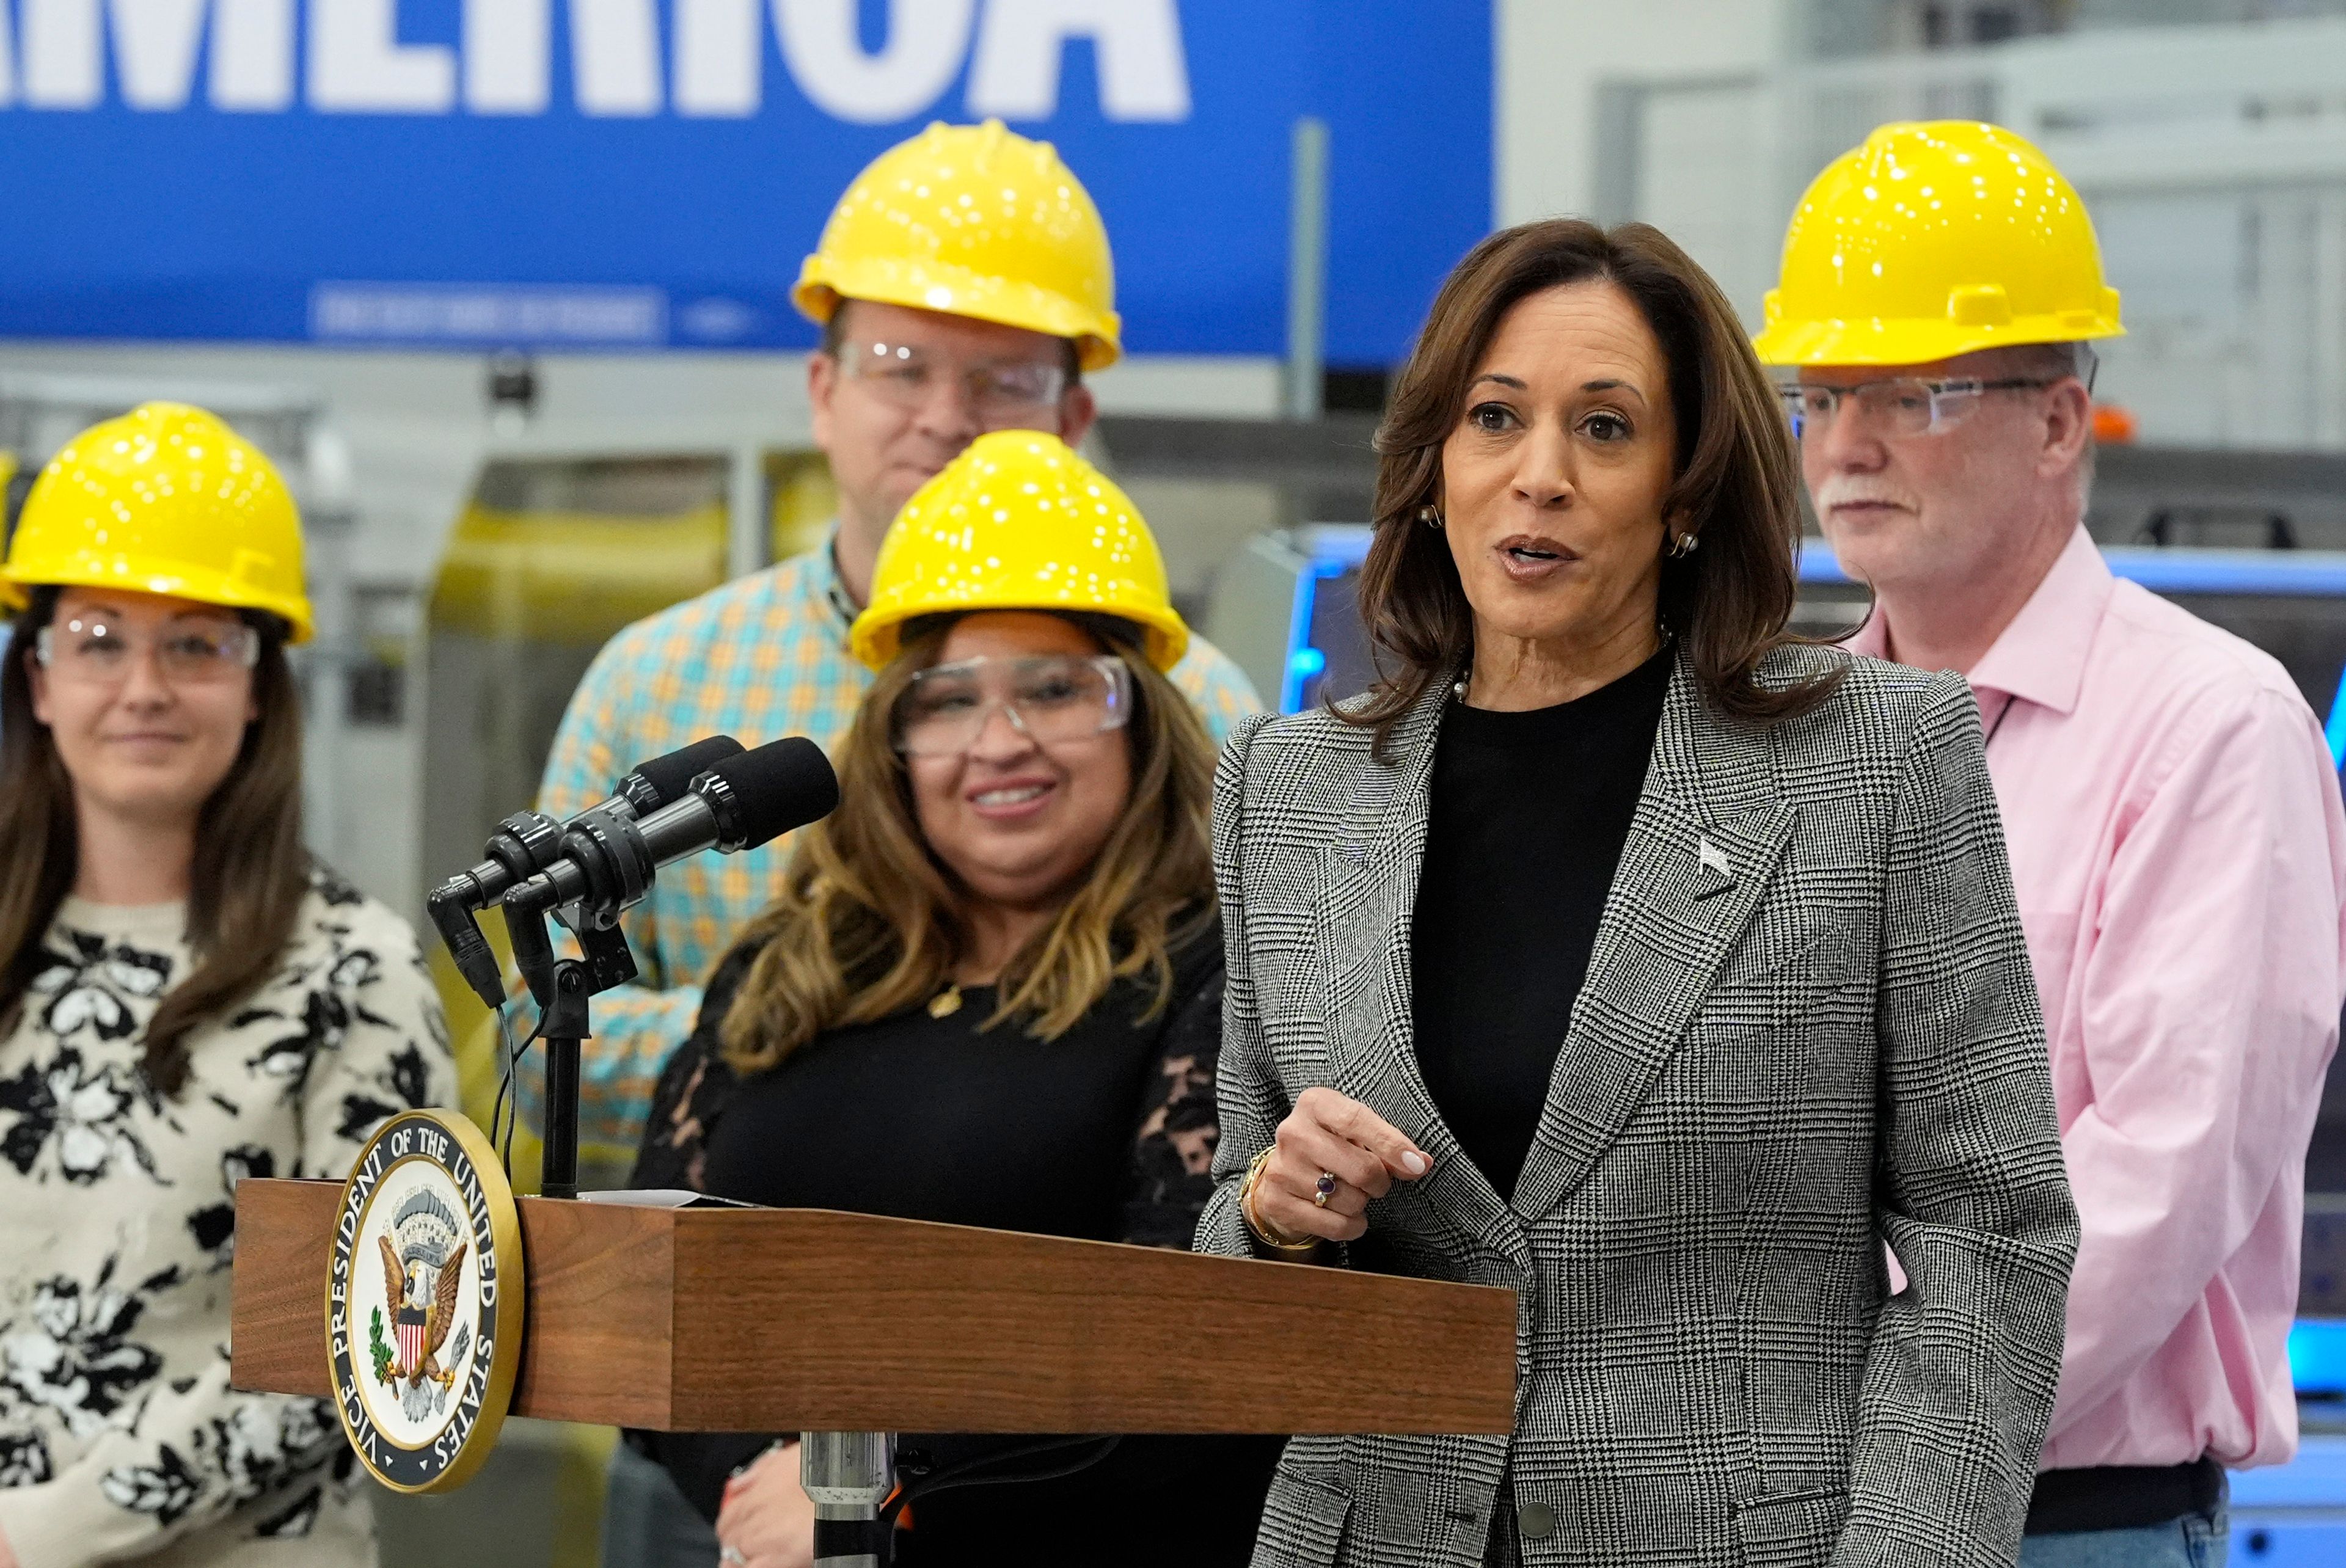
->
[1247, 1087, 1431, 1245]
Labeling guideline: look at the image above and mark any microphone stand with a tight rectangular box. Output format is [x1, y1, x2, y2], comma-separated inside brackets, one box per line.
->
[803, 1431, 896, 1568]
[505, 884, 635, 1202]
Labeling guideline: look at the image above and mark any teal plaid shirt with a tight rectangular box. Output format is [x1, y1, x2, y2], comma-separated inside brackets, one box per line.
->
[520, 541, 1263, 1154]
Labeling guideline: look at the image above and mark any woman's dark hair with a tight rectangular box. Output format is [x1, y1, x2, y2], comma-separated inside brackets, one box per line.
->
[0, 586, 310, 1096]
[1347, 217, 1841, 745]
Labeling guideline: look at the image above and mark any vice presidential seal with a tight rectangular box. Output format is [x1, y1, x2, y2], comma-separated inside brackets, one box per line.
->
[326, 1109, 524, 1492]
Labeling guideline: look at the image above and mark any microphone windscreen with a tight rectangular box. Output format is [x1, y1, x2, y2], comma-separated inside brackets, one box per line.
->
[708, 737, 839, 850]
[632, 735, 745, 808]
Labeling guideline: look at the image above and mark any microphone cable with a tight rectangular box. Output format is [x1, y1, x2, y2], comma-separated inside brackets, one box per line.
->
[880, 1435, 1123, 1525]
[484, 997, 546, 1183]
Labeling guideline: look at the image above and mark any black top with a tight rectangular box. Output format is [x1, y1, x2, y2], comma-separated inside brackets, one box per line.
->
[1410, 646, 1673, 1200]
[631, 917, 1279, 1566]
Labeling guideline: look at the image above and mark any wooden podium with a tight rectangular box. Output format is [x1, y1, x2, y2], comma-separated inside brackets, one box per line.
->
[232, 1178, 1516, 1561]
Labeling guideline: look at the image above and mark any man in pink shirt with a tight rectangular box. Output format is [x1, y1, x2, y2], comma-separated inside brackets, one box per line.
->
[1759, 121, 2346, 1566]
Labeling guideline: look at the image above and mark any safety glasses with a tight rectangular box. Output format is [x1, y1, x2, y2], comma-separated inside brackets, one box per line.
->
[893, 654, 1131, 758]
[34, 613, 260, 688]
[1780, 376, 2058, 440]
[833, 339, 1069, 425]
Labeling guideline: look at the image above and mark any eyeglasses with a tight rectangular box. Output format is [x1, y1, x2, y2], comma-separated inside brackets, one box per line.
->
[894, 654, 1131, 757]
[833, 339, 1069, 424]
[1780, 376, 2059, 440]
[33, 614, 260, 687]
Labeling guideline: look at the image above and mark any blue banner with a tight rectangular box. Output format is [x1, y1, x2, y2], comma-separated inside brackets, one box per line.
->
[2, 0, 1491, 363]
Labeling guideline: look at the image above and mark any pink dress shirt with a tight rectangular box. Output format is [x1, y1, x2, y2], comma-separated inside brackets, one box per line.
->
[1849, 523, 2346, 1471]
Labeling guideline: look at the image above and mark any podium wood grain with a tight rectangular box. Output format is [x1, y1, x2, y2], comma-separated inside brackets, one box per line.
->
[231, 1178, 1516, 1434]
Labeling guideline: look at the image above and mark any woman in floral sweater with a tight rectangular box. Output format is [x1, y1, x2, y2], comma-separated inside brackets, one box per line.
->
[0, 404, 453, 1568]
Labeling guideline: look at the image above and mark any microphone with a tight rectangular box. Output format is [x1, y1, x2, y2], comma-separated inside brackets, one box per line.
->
[428, 734, 746, 1005]
[506, 736, 835, 1203]
[610, 735, 748, 819]
[502, 737, 839, 930]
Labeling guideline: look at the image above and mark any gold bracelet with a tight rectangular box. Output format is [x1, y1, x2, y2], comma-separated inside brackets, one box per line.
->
[1240, 1147, 1320, 1256]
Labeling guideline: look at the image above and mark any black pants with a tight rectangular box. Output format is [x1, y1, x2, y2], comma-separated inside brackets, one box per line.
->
[1483, 1483, 1520, 1567]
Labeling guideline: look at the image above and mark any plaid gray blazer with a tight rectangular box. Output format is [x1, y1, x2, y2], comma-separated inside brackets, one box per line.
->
[1197, 645, 2078, 1568]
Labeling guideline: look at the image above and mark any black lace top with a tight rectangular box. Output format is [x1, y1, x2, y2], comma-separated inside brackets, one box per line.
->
[635, 917, 1281, 1564]
[632, 919, 1225, 1249]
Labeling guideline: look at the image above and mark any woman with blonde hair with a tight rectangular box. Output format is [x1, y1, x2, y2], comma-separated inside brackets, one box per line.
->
[632, 431, 1277, 1567]
[0, 404, 453, 1568]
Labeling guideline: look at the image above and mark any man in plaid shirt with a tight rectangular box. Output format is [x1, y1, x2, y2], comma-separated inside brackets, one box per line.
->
[524, 122, 1262, 1157]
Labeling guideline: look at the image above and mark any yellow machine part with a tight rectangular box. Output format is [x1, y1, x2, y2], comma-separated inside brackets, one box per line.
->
[429, 501, 730, 644]
[769, 450, 838, 563]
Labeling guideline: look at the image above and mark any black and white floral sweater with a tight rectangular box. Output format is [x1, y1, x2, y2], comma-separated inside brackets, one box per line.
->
[0, 870, 453, 1568]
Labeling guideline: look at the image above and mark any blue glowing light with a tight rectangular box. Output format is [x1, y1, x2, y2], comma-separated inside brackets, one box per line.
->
[2290, 1319, 2346, 1395]
[1290, 647, 1328, 679]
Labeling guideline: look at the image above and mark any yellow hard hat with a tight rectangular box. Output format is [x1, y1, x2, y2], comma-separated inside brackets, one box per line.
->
[1752, 120, 2124, 367]
[850, 431, 1186, 673]
[795, 120, 1122, 373]
[0, 403, 311, 641]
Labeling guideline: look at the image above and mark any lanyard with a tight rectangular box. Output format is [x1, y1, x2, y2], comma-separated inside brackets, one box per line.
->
[822, 541, 863, 635]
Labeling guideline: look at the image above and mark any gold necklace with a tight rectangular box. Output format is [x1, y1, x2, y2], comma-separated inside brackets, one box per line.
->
[927, 984, 964, 1018]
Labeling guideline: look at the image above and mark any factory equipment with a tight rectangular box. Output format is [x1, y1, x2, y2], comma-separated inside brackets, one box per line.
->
[422, 453, 731, 915]
[1093, 410, 1378, 635]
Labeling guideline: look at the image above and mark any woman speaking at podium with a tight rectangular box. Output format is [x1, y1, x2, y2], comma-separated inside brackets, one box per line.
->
[1199, 222, 2079, 1567]
[0, 405, 453, 1568]
[632, 432, 1277, 1566]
